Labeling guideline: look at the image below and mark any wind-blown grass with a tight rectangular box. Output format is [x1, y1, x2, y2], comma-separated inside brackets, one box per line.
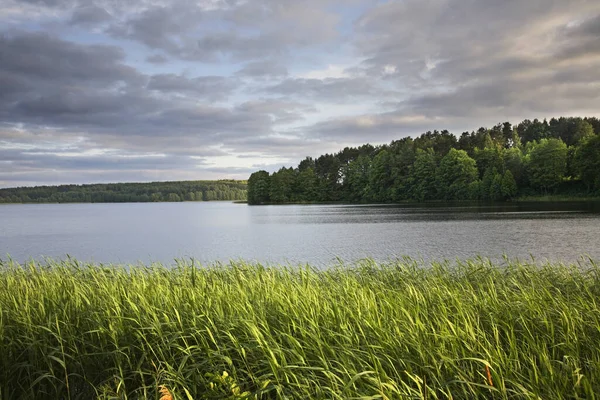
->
[1, 257, 599, 399]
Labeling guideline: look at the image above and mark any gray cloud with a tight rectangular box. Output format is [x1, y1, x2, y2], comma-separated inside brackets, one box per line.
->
[0, 31, 270, 138]
[147, 74, 237, 101]
[567, 13, 600, 38]
[146, 54, 168, 64]
[107, 4, 205, 58]
[0, 31, 139, 89]
[13, 0, 70, 6]
[106, 0, 343, 62]
[69, 4, 112, 26]
[236, 100, 316, 124]
[236, 59, 288, 78]
[264, 76, 399, 102]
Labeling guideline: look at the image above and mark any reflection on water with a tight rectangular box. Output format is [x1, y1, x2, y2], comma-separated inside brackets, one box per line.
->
[1, 201, 599, 266]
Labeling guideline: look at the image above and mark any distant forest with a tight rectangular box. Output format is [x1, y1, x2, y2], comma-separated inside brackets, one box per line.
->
[0, 180, 247, 203]
[248, 117, 600, 205]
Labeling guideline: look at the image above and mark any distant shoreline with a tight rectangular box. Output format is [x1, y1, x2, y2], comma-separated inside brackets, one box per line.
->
[0, 179, 248, 204]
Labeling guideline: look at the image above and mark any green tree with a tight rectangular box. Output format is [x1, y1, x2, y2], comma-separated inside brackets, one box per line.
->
[389, 139, 416, 201]
[502, 147, 525, 186]
[408, 149, 438, 201]
[315, 154, 342, 201]
[436, 149, 478, 200]
[368, 149, 394, 202]
[501, 170, 518, 199]
[480, 168, 494, 200]
[247, 170, 271, 205]
[296, 167, 319, 202]
[489, 171, 503, 201]
[526, 139, 568, 193]
[572, 120, 595, 145]
[167, 193, 181, 202]
[573, 135, 600, 192]
[344, 156, 371, 202]
[269, 167, 296, 203]
[474, 147, 503, 178]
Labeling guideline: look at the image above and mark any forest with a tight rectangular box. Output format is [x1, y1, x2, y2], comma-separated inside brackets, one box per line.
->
[248, 117, 600, 204]
[0, 180, 247, 203]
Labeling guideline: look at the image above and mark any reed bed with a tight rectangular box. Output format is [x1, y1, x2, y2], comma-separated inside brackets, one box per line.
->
[0, 257, 599, 399]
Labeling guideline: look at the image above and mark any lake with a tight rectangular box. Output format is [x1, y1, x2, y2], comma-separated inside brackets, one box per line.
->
[1, 201, 600, 266]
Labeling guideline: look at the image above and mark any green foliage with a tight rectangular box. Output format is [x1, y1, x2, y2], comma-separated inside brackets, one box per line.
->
[1, 258, 600, 398]
[388, 139, 416, 201]
[0, 180, 247, 204]
[436, 149, 478, 200]
[518, 118, 549, 143]
[315, 154, 342, 202]
[480, 168, 494, 201]
[247, 170, 271, 205]
[344, 156, 371, 202]
[474, 147, 502, 178]
[269, 167, 296, 204]
[367, 149, 394, 202]
[502, 147, 525, 186]
[409, 148, 438, 201]
[526, 138, 568, 192]
[501, 170, 518, 199]
[549, 117, 595, 146]
[489, 172, 503, 201]
[573, 134, 600, 192]
[468, 180, 481, 200]
[296, 167, 319, 202]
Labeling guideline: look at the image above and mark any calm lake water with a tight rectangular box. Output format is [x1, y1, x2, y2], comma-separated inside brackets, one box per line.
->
[1, 202, 600, 266]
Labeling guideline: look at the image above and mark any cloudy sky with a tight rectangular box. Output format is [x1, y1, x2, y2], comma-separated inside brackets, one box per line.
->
[1, 0, 599, 187]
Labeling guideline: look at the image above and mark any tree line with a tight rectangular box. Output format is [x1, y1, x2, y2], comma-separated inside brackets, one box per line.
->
[0, 180, 247, 203]
[248, 117, 600, 204]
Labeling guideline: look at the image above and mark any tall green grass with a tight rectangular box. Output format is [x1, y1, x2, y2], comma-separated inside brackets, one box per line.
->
[1, 257, 599, 399]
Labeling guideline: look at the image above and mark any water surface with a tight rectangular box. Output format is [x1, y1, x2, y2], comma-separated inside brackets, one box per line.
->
[1, 202, 599, 265]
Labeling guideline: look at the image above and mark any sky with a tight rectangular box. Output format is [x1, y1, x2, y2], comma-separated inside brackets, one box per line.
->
[1, 0, 599, 187]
